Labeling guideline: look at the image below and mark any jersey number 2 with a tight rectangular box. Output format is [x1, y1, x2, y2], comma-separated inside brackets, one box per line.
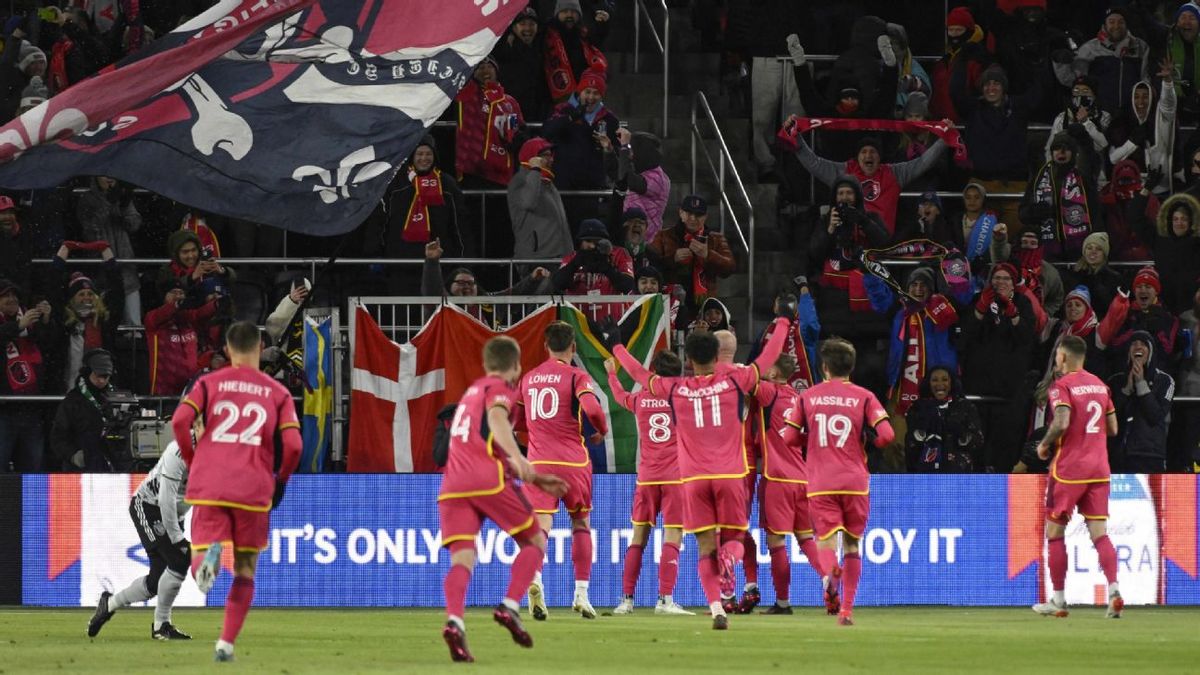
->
[210, 401, 269, 445]
[1085, 400, 1104, 434]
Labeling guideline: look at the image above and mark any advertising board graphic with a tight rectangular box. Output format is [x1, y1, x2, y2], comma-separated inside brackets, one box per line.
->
[21, 474, 1200, 607]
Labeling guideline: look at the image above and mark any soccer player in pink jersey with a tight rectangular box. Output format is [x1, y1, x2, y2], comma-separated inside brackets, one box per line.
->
[170, 321, 303, 663]
[755, 354, 831, 615]
[436, 336, 568, 663]
[1032, 335, 1123, 619]
[615, 316, 790, 629]
[796, 338, 895, 626]
[517, 322, 609, 620]
[605, 351, 694, 616]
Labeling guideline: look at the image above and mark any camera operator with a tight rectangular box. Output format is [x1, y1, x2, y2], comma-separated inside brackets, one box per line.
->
[550, 218, 635, 319]
[50, 348, 134, 471]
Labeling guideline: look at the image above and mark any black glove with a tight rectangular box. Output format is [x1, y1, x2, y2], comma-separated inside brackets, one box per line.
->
[1050, 48, 1074, 66]
[1146, 167, 1164, 189]
[271, 480, 286, 510]
[176, 538, 191, 559]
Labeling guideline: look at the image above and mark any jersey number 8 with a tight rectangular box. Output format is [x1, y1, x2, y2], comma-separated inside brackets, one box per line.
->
[648, 412, 672, 443]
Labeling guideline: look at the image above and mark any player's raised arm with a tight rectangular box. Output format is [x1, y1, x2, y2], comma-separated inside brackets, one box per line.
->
[751, 317, 792, 374]
[605, 358, 636, 410]
[614, 345, 653, 390]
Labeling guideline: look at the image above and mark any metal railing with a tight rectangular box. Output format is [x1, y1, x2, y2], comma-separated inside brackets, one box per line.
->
[633, 0, 669, 137]
[690, 91, 755, 332]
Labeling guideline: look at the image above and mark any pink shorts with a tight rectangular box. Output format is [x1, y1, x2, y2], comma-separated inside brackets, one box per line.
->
[759, 480, 813, 536]
[439, 483, 538, 548]
[1045, 479, 1109, 525]
[191, 504, 270, 553]
[682, 477, 748, 533]
[809, 493, 869, 540]
[631, 483, 684, 528]
[744, 471, 759, 509]
[527, 464, 592, 516]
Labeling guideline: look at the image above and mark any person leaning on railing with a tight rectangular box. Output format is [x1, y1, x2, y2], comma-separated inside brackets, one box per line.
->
[420, 239, 551, 300]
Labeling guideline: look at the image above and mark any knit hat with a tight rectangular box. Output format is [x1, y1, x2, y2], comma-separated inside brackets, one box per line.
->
[67, 272, 94, 298]
[980, 65, 1009, 92]
[1133, 266, 1161, 293]
[576, 64, 607, 95]
[1082, 232, 1110, 259]
[477, 55, 500, 74]
[838, 86, 862, 100]
[1065, 285, 1092, 307]
[19, 76, 47, 110]
[16, 41, 45, 72]
[556, 0, 583, 16]
[1178, 1, 1200, 23]
[577, 218, 609, 241]
[963, 181, 988, 200]
[518, 137, 554, 163]
[1105, 7, 1129, 21]
[902, 91, 929, 119]
[907, 266, 936, 289]
[919, 190, 942, 210]
[947, 7, 976, 31]
[857, 136, 882, 154]
[636, 265, 663, 284]
[622, 206, 648, 223]
[990, 261, 1019, 282]
[1072, 74, 1100, 97]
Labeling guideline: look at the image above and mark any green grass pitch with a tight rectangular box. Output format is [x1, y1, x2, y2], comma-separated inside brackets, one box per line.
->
[2, 606, 1197, 673]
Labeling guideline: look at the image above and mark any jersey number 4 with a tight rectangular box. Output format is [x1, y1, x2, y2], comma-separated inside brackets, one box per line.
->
[210, 401, 269, 445]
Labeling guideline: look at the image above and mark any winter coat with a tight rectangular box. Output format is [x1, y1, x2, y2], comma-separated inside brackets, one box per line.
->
[865, 276, 960, 395]
[144, 299, 217, 397]
[44, 258, 126, 393]
[155, 229, 237, 301]
[369, 168, 465, 260]
[508, 165, 573, 262]
[1108, 79, 1176, 192]
[904, 368, 984, 472]
[1143, 193, 1200, 315]
[1105, 293, 1180, 376]
[1060, 264, 1125, 321]
[959, 289, 1037, 396]
[989, 239, 1065, 318]
[494, 33, 551, 121]
[542, 98, 620, 189]
[550, 247, 636, 296]
[49, 383, 106, 471]
[1107, 342, 1174, 467]
[791, 44, 898, 161]
[0, 307, 52, 395]
[1018, 158, 1102, 263]
[1177, 308, 1200, 396]
[617, 133, 670, 240]
[1072, 30, 1151, 117]
[648, 219, 736, 321]
[930, 27, 992, 122]
[952, 78, 1045, 180]
[827, 16, 889, 115]
[76, 179, 142, 294]
[1100, 162, 1156, 262]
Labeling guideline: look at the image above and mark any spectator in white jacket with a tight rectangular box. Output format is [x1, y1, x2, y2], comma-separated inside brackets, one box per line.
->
[1109, 58, 1177, 195]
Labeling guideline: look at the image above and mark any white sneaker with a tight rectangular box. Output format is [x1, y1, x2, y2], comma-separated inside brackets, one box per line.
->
[528, 581, 548, 621]
[195, 542, 222, 594]
[573, 591, 597, 619]
[613, 597, 634, 615]
[654, 599, 695, 616]
[1106, 590, 1124, 619]
[1031, 599, 1069, 617]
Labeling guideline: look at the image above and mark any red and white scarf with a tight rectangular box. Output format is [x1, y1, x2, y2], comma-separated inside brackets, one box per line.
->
[544, 26, 606, 104]
[457, 81, 518, 184]
[402, 168, 444, 244]
[778, 117, 968, 162]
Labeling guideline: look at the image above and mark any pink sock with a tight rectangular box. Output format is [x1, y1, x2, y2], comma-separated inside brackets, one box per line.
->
[444, 564, 471, 619]
[841, 552, 862, 612]
[1048, 537, 1067, 591]
[219, 576, 254, 644]
[622, 544, 645, 596]
[1092, 535, 1119, 585]
[572, 528, 593, 582]
[743, 532, 759, 585]
[659, 542, 680, 596]
[698, 553, 722, 604]
[720, 535, 744, 564]
[800, 538, 825, 578]
[505, 545, 542, 604]
[819, 546, 838, 579]
[769, 546, 790, 602]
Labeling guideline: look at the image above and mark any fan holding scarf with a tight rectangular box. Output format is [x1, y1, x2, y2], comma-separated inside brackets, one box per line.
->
[454, 56, 526, 187]
[1019, 132, 1101, 263]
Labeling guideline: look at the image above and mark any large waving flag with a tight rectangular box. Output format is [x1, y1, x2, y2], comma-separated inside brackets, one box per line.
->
[0, 0, 525, 235]
[300, 314, 333, 473]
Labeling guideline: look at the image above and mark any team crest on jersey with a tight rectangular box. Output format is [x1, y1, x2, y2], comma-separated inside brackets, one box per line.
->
[861, 179, 881, 202]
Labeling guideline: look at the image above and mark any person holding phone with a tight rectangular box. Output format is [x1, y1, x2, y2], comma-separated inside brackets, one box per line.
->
[648, 194, 736, 326]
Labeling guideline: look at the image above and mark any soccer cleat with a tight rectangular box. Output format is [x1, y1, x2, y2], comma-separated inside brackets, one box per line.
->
[654, 599, 695, 616]
[1106, 591, 1124, 619]
[720, 594, 737, 614]
[442, 621, 474, 662]
[195, 542, 223, 594]
[837, 610, 854, 626]
[493, 604, 534, 648]
[712, 613, 729, 630]
[717, 550, 736, 598]
[87, 591, 114, 638]
[528, 581, 548, 621]
[572, 592, 597, 620]
[1031, 599, 1069, 618]
[761, 603, 793, 615]
[151, 622, 192, 640]
[736, 586, 761, 614]
[823, 574, 841, 616]
[214, 648, 235, 663]
[613, 597, 634, 615]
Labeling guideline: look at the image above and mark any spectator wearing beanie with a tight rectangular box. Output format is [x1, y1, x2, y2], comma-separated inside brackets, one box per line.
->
[930, 7, 992, 122]
[454, 56, 526, 188]
[1069, 8, 1151, 118]
[1101, 160, 1157, 262]
[551, 217, 635, 321]
[509, 136, 573, 266]
[1041, 285, 1118, 383]
[1164, 1, 1200, 124]
[495, 6, 551, 121]
[954, 63, 1043, 230]
[1105, 266, 1180, 375]
[46, 243, 127, 392]
[543, 0, 609, 106]
[543, 63, 620, 192]
[1019, 132, 1101, 263]
[1142, 193, 1200, 315]
[1061, 232, 1125, 321]
[0, 195, 33, 291]
[615, 129, 670, 240]
[991, 229, 1064, 320]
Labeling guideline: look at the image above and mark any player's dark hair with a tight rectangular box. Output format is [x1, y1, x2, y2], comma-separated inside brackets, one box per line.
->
[651, 350, 683, 377]
[483, 336, 521, 372]
[820, 338, 856, 377]
[1058, 335, 1087, 360]
[225, 320, 262, 354]
[544, 321, 576, 352]
[685, 331, 719, 366]
[773, 353, 797, 380]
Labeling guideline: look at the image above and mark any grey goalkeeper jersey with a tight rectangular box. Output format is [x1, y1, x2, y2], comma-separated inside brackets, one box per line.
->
[133, 442, 191, 543]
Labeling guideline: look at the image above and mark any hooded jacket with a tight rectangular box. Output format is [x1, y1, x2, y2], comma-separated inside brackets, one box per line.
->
[828, 16, 889, 115]
[1144, 192, 1200, 314]
[1109, 79, 1176, 192]
[617, 132, 670, 240]
[904, 367, 984, 472]
[144, 296, 218, 397]
[155, 229, 237, 303]
[930, 25, 992, 122]
[1072, 26, 1151, 116]
[697, 297, 732, 331]
[494, 25, 551, 121]
[542, 95, 620, 190]
[1106, 331, 1174, 466]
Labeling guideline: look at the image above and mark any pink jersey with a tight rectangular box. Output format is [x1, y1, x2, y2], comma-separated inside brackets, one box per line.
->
[756, 380, 806, 483]
[439, 375, 517, 500]
[519, 358, 599, 467]
[1048, 370, 1115, 483]
[716, 362, 762, 467]
[181, 366, 300, 511]
[648, 364, 761, 481]
[798, 380, 888, 496]
[608, 371, 679, 484]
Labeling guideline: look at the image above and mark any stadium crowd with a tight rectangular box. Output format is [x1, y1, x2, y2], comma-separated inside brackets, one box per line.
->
[2, 0, 1200, 476]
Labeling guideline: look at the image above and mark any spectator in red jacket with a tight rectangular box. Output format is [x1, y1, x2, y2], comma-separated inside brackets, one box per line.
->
[454, 56, 526, 188]
[930, 7, 991, 122]
[144, 278, 217, 397]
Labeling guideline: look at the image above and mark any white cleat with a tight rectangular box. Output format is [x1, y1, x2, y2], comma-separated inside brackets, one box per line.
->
[573, 592, 597, 619]
[654, 599, 695, 616]
[195, 542, 222, 594]
[1106, 591, 1124, 619]
[528, 581, 548, 621]
[613, 597, 634, 615]
[1032, 599, 1069, 618]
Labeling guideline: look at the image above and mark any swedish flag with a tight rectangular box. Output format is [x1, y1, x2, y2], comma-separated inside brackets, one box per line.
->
[301, 315, 333, 473]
